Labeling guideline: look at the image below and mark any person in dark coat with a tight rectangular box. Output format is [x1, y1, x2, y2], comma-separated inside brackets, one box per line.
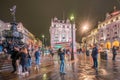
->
[11, 45, 20, 73]
[20, 47, 28, 75]
[91, 44, 98, 69]
[112, 46, 117, 61]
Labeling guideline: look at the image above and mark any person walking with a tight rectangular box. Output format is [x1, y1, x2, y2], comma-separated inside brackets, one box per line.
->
[58, 48, 66, 74]
[112, 46, 117, 61]
[91, 44, 98, 70]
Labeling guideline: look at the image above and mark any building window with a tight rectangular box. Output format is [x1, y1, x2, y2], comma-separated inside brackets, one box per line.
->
[111, 19, 113, 23]
[106, 28, 109, 31]
[116, 17, 119, 20]
[63, 25, 65, 28]
[115, 32, 117, 34]
[114, 25, 117, 30]
[103, 24, 105, 26]
[54, 25, 56, 28]
[62, 37, 65, 39]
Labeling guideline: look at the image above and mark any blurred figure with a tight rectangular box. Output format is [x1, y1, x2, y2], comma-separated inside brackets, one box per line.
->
[7, 41, 14, 54]
[66, 49, 71, 61]
[79, 48, 82, 54]
[112, 46, 117, 61]
[86, 48, 90, 57]
[91, 44, 98, 69]
[26, 51, 32, 74]
[34, 46, 41, 71]
[49, 48, 54, 58]
[20, 47, 29, 76]
[0, 40, 3, 55]
[58, 48, 66, 74]
[104, 48, 109, 60]
[11, 45, 20, 73]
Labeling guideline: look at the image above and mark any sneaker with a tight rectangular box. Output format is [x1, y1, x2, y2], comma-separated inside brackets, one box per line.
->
[59, 71, 62, 74]
[25, 72, 29, 76]
[62, 72, 66, 75]
[25, 72, 29, 74]
[21, 72, 25, 76]
[17, 72, 21, 75]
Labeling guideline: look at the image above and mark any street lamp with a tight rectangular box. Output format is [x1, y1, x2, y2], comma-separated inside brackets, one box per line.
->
[82, 23, 89, 51]
[70, 14, 75, 60]
[42, 34, 45, 55]
[42, 34, 45, 47]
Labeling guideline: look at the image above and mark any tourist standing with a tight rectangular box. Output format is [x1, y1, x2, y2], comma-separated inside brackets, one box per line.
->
[34, 46, 41, 71]
[58, 48, 66, 74]
[91, 44, 98, 69]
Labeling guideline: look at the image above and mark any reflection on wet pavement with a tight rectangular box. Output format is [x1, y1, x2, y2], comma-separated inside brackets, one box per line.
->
[1, 54, 120, 80]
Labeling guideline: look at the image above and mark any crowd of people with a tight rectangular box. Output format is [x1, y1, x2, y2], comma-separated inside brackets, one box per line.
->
[0, 39, 70, 76]
[0, 39, 119, 76]
[10, 45, 42, 76]
[0, 40, 44, 76]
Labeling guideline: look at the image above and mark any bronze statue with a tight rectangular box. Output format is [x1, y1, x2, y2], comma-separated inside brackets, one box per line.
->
[10, 5, 16, 22]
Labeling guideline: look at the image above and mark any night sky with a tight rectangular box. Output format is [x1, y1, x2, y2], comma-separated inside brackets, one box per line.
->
[0, 0, 120, 44]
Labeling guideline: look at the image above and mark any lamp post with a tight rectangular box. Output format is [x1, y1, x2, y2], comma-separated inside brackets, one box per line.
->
[70, 14, 75, 60]
[42, 34, 45, 55]
[42, 35, 45, 47]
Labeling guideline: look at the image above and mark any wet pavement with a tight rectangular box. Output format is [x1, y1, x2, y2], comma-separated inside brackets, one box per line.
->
[0, 53, 120, 80]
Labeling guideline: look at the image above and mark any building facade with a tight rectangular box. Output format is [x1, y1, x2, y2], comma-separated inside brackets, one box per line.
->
[98, 9, 120, 49]
[49, 17, 76, 52]
[82, 8, 120, 49]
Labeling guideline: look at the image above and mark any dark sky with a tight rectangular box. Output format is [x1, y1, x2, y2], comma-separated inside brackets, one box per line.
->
[0, 0, 120, 44]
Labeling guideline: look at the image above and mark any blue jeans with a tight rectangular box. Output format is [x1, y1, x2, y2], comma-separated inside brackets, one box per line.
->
[93, 57, 98, 68]
[60, 60, 65, 73]
[36, 57, 40, 65]
[26, 58, 32, 67]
